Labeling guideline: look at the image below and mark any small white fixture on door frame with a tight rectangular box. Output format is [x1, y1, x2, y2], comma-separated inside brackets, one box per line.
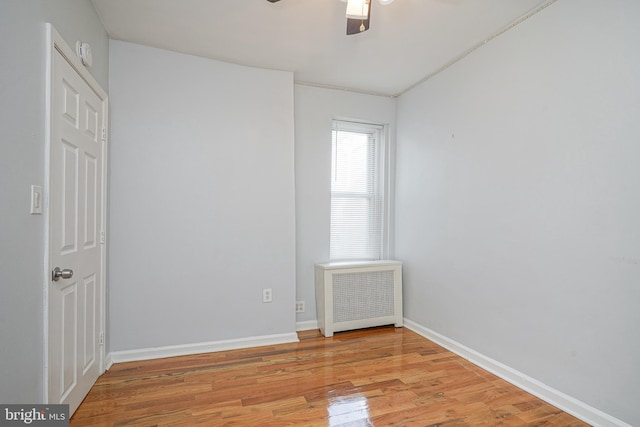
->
[75, 41, 93, 67]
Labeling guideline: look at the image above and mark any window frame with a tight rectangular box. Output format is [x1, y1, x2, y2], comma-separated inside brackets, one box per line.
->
[330, 119, 390, 261]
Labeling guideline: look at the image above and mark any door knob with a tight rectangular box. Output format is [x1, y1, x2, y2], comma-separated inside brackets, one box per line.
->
[52, 267, 74, 281]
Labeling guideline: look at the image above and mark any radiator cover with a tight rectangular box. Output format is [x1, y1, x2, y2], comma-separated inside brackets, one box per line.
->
[315, 260, 403, 337]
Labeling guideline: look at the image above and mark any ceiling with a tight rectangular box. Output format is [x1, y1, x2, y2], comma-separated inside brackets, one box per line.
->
[91, 0, 552, 97]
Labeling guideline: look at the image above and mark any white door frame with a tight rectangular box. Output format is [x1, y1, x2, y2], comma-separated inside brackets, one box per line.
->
[44, 23, 109, 403]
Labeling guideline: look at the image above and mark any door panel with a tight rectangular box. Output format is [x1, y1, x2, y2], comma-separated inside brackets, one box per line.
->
[49, 42, 106, 415]
[82, 273, 97, 374]
[84, 154, 97, 249]
[60, 282, 77, 401]
[61, 140, 78, 255]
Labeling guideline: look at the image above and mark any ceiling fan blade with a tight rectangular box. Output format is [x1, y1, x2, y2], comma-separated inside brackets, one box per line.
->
[346, 0, 372, 35]
[346, 17, 370, 35]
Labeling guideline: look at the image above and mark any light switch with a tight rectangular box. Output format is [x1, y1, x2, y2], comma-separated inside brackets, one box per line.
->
[30, 185, 43, 215]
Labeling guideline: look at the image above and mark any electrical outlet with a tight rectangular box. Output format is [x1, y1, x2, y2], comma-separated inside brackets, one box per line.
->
[262, 288, 272, 303]
[295, 301, 305, 313]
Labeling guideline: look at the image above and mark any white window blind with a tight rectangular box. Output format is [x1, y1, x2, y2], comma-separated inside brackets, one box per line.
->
[330, 121, 384, 261]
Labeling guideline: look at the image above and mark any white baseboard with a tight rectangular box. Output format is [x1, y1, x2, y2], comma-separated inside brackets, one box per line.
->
[296, 320, 319, 331]
[104, 353, 114, 371]
[403, 319, 631, 427]
[106, 332, 299, 365]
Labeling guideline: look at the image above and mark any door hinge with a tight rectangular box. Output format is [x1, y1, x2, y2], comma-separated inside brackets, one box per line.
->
[101, 128, 107, 141]
[99, 333, 104, 345]
[100, 230, 105, 244]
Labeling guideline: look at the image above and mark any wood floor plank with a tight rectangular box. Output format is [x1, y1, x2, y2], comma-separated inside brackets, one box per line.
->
[71, 327, 589, 426]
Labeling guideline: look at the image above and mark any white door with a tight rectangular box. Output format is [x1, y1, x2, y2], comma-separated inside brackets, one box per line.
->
[47, 27, 107, 415]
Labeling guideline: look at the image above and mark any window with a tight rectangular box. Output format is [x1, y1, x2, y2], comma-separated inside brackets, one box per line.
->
[330, 120, 387, 261]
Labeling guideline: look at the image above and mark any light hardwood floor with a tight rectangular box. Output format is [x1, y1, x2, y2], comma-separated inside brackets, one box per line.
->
[71, 327, 588, 426]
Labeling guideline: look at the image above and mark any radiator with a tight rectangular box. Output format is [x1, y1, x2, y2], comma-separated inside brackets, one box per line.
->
[315, 260, 403, 337]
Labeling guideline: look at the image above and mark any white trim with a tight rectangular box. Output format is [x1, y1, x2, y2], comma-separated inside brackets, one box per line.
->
[295, 80, 396, 98]
[296, 320, 319, 331]
[44, 23, 109, 403]
[107, 333, 299, 365]
[104, 353, 114, 372]
[403, 319, 632, 427]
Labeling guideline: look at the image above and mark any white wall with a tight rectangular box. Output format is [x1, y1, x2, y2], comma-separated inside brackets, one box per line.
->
[108, 41, 296, 351]
[294, 84, 396, 324]
[395, 0, 640, 424]
[0, 1, 108, 403]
